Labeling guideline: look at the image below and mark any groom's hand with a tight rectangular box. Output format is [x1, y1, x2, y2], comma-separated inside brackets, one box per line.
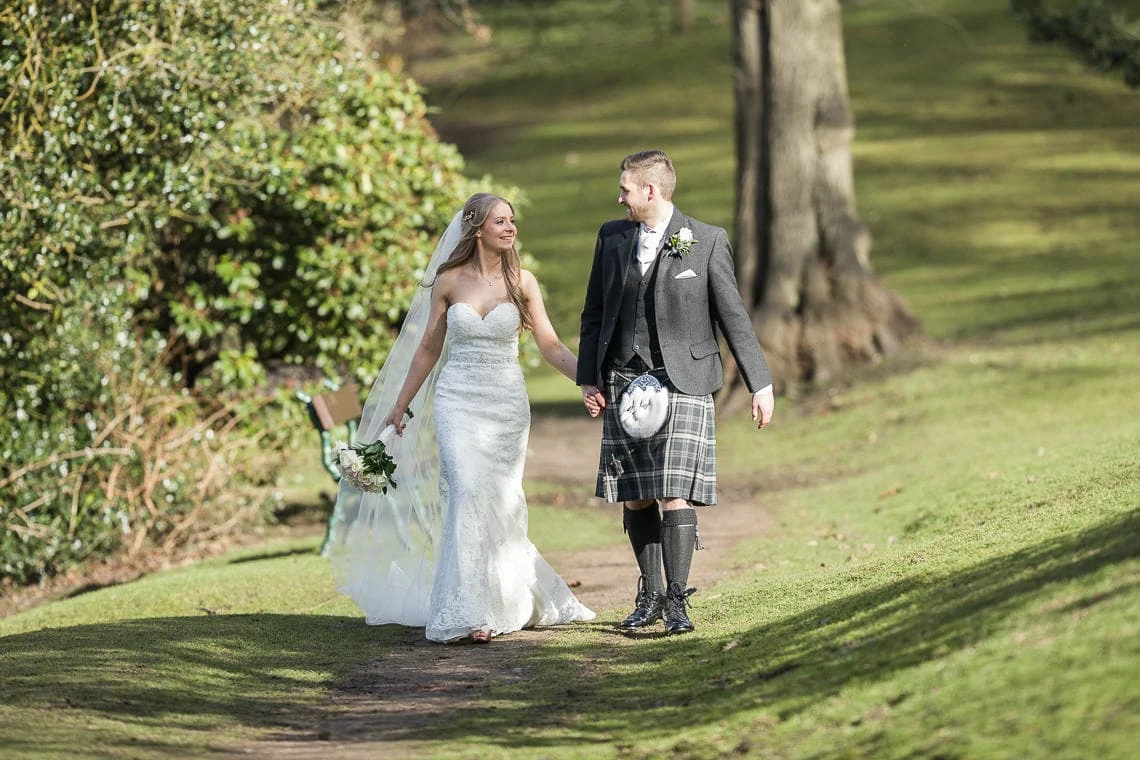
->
[581, 385, 606, 418]
[752, 386, 774, 430]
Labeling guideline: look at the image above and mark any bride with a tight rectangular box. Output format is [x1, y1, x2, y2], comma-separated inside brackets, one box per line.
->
[327, 193, 595, 643]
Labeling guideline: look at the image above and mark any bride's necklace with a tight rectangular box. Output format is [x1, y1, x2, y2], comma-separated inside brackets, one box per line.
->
[475, 264, 504, 287]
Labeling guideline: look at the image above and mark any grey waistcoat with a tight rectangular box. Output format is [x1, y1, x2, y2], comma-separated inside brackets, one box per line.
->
[608, 253, 663, 369]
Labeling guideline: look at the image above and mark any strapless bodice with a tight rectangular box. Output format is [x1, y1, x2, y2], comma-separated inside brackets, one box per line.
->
[446, 302, 519, 365]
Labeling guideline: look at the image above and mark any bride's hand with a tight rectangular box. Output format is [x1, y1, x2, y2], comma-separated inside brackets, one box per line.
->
[383, 407, 409, 435]
[581, 385, 606, 418]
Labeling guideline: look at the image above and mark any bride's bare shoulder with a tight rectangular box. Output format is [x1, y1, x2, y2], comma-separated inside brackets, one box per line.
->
[431, 267, 463, 296]
[434, 266, 463, 283]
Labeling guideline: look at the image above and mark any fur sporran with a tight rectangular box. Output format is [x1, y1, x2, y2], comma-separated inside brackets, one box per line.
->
[618, 373, 670, 439]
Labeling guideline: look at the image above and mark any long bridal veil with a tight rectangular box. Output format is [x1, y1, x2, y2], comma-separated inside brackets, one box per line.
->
[326, 211, 463, 625]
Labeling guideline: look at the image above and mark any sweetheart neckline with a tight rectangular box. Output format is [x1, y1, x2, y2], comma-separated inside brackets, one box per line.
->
[449, 301, 516, 321]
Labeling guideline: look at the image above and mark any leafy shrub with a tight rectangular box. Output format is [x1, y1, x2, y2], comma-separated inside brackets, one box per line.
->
[0, 277, 291, 584]
[2, 0, 514, 388]
[1012, 0, 1140, 87]
[0, 0, 517, 585]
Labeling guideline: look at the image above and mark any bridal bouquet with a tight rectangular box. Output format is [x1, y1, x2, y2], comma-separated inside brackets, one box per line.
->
[336, 418, 408, 493]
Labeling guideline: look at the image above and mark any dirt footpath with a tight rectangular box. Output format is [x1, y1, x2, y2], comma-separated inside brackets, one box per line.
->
[232, 413, 775, 759]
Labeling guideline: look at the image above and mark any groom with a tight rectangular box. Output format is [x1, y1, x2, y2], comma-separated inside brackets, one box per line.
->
[578, 149, 774, 635]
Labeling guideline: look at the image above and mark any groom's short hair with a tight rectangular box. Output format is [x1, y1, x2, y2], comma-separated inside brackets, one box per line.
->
[621, 150, 676, 200]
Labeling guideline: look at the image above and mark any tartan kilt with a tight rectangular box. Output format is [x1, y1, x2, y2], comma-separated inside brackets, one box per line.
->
[597, 366, 717, 505]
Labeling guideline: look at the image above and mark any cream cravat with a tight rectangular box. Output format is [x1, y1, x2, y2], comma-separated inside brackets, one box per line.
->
[637, 223, 662, 275]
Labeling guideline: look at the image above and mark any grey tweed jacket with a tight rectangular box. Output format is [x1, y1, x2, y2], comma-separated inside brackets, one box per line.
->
[577, 207, 772, 397]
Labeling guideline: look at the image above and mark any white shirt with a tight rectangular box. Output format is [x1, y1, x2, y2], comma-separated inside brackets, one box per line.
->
[637, 204, 673, 275]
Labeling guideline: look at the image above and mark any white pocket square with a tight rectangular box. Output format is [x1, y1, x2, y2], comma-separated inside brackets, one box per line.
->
[674, 269, 698, 280]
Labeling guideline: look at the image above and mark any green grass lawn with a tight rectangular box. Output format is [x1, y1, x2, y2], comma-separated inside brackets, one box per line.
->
[3, 1, 1139, 757]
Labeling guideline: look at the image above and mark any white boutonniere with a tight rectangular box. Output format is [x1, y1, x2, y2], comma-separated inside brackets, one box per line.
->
[666, 227, 696, 257]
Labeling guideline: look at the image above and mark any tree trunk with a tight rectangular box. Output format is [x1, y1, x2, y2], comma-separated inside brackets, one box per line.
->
[729, 0, 920, 398]
[674, 0, 696, 33]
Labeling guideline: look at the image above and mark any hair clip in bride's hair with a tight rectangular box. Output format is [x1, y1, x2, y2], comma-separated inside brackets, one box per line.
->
[462, 209, 477, 225]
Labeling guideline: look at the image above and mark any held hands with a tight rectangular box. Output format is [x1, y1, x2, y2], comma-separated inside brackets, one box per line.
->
[581, 385, 606, 418]
[752, 386, 775, 430]
[585, 383, 773, 427]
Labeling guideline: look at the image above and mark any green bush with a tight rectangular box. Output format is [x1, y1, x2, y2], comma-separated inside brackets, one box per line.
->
[1011, 0, 1140, 87]
[0, 276, 292, 585]
[1, 0, 510, 388]
[0, 0, 515, 585]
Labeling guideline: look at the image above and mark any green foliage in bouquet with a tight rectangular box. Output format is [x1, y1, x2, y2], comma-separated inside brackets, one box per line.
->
[339, 439, 400, 494]
[337, 410, 413, 493]
[0, 0, 517, 585]
[357, 440, 399, 489]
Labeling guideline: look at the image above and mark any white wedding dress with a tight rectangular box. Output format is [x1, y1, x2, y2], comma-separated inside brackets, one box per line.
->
[331, 300, 594, 643]
[426, 301, 594, 641]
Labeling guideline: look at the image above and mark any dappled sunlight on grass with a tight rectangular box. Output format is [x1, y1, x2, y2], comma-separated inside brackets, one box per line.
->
[0, 538, 353, 637]
[416, 0, 1140, 350]
[0, 612, 404, 757]
[380, 509, 1138, 757]
[844, 3, 1140, 347]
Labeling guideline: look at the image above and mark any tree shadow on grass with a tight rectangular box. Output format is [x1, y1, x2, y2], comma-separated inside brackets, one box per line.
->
[549, 509, 1137, 733]
[4, 510, 1135, 755]
[360, 508, 1139, 751]
[0, 613, 411, 756]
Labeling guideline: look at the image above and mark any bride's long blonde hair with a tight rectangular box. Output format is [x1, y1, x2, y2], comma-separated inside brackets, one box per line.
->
[432, 193, 533, 332]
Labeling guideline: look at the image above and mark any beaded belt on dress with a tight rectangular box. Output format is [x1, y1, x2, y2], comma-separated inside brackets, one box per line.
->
[448, 355, 516, 366]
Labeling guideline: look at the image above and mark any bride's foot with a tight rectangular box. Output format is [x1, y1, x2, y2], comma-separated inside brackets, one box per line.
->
[469, 629, 492, 644]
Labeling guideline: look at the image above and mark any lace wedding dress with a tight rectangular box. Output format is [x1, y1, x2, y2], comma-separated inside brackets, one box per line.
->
[331, 299, 594, 643]
[425, 301, 594, 641]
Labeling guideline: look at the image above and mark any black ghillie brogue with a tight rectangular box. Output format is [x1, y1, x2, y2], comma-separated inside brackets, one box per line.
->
[619, 576, 665, 630]
[663, 582, 696, 635]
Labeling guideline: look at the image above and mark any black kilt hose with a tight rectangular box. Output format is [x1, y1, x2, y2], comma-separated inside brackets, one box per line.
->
[597, 367, 717, 506]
